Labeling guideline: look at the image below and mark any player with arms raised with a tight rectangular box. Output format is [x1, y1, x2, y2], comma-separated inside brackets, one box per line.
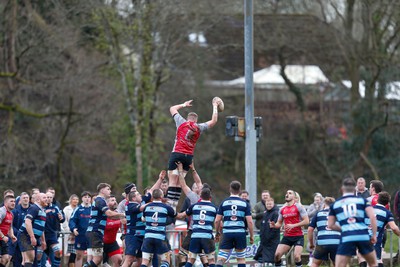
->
[166, 97, 223, 208]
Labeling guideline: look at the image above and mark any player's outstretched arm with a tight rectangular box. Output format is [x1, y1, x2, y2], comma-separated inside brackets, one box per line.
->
[205, 101, 219, 128]
[190, 162, 203, 190]
[170, 100, 193, 116]
[148, 170, 166, 193]
[387, 221, 400, 236]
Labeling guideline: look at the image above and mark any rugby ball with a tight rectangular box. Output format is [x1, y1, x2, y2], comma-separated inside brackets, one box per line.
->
[212, 97, 224, 112]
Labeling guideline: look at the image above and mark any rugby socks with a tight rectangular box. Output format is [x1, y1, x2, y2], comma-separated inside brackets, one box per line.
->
[24, 263, 33, 267]
[209, 264, 215, 267]
[378, 264, 384, 267]
[53, 256, 61, 267]
[160, 262, 170, 267]
[295, 261, 302, 267]
[238, 264, 246, 267]
[167, 186, 182, 202]
[360, 262, 367, 267]
[185, 263, 193, 267]
[275, 260, 282, 267]
[88, 261, 97, 267]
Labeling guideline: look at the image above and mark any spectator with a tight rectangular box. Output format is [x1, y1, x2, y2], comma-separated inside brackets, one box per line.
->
[254, 197, 280, 264]
[46, 187, 62, 209]
[69, 191, 92, 267]
[355, 177, 370, 199]
[252, 190, 270, 230]
[307, 193, 324, 222]
[239, 190, 251, 205]
[62, 194, 80, 267]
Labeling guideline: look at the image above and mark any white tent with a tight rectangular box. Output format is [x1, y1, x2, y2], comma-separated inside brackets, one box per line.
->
[341, 80, 400, 100]
[226, 64, 329, 85]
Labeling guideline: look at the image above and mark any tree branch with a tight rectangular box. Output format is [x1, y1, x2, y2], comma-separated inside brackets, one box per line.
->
[0, 103, 80, 118]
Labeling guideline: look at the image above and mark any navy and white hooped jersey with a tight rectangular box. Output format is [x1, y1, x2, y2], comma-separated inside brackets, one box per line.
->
[19, 203, 47, 238]
[310, 208, 341, 245]
[87, 196, 109, 235]
[125, 202, 145, 236]
[329, 194, 370, 243]
[185, 200, 217, 239]
[143, 201, 177, 240]
[217, 196, 251, 234]
[372, 204, 394, 243]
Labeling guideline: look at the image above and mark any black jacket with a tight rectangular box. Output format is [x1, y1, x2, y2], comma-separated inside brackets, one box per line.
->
[260, 204, 280, 241]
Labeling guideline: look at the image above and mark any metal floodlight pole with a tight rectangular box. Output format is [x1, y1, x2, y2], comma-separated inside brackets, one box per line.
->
[244, 0, 257, 206]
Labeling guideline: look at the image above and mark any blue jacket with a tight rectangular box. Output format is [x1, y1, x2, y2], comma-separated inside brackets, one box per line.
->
[12, 204, 31, 235]
[69, 204, 91, 235]
[44, 204, 65, 236]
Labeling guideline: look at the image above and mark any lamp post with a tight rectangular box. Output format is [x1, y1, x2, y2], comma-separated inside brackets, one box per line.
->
[244, 0, 257, 206]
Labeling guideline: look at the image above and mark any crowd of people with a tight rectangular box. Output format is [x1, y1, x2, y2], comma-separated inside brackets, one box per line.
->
[2, 99, 400, 267]
[2, 176, 400, 267]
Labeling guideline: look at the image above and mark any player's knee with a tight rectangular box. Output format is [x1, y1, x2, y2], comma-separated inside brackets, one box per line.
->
[188, 252, 197, 260]
[52, 244, 61, 257]
[218, 250, 229, 260]
[236, 250, 246, 259]
[160, 252, 171, 262]
[142, 252, 153, 261]
[216, 259, 225, 266]
[206, 252, 215, 261]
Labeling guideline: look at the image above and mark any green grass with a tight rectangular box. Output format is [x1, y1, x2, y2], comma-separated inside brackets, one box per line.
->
[384, 231, 399, 255]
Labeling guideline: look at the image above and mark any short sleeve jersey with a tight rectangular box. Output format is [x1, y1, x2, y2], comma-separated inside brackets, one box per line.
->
[172, 113, 208, 155]
[19, 204, 47, 238]
[103, 218, 120, 244]
[143, 201, 177, 240]
[329, 194, 370, 243]
[370, 204, 394, 243]
[125, 202, 144, 236]
[185, 200, 217, 239]
[370, 194, 390, 209]
[69, 204, 91, 234]
[278, 203, 307, 237]
[217, 196, 251, 234]
[309, 208, 341, 245]
[87, 196, 109, 235]
[0, 206, 13, 236]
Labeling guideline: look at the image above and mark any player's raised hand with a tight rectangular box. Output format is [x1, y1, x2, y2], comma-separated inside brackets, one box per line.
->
[159, 170, 166, 180]
[183, 100, 193, 107]
[175, 161, 184, 172]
